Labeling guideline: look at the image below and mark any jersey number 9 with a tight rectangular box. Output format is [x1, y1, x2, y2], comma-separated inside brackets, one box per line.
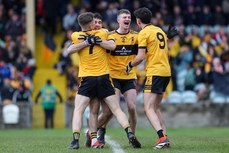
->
[156, 32, 166, 49]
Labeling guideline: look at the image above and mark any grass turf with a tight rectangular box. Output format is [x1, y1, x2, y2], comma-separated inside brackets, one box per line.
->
[0, 128, 228, 153]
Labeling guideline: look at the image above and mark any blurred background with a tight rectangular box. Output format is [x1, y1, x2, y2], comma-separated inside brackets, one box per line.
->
[0, 0, 229, 129]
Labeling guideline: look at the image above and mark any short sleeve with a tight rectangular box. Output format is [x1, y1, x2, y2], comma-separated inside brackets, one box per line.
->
[71, 32, 80, 44]
[97, 28, 108, 40]
[138, 31, 147, 48]
[108, 34, 115, 42]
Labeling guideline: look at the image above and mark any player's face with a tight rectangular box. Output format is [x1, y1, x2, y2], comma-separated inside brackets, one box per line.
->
[94, 18, 102, 30]
[118, 13, 131, 29]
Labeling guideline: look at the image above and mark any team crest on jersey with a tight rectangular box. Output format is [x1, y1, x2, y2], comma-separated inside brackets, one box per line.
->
[121, 36, 126, 42]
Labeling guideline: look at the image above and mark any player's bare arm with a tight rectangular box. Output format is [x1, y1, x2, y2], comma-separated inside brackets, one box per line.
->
[126, 48, 146, 74]
[99, 39, 116, 51]
[131, 48, 146, 67]
[66, 42, 88, 55]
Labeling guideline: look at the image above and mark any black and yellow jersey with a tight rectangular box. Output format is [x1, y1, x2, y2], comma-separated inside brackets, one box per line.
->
[138, 25, 171, 77]
[71, 28, 109, 77]
[107, 30, 138, 79]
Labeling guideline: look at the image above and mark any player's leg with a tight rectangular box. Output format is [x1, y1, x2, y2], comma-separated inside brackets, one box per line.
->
[144, 92, 169, 149]
[97, 100, 113, 128]
[98, 74, 141, 148]
[97, 78, 122, 129]
[143, 76, 170, 149]
[68, 94, 90, 149]
[156, 108, 166, 134]
[85, 98, 101, 148]
[103, 95, 141, 148]
[97, 89, 121, 145]
[97, 99, 112, 145]
[89, 98, 100, 134]
[123, 88, 137, 133]
[144, 92, 163, 131]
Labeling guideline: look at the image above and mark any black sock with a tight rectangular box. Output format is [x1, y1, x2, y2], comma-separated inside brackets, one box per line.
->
[125, 126, 133, 136]
[73, 132, 80, 140]
[99, 127, 106, 133]
[157, 129, 165, 138]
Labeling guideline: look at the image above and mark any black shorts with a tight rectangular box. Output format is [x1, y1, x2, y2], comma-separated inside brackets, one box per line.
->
[77, 74, 115, 99]
[112, 78, 136, 94]
[144, 76, 170, 94]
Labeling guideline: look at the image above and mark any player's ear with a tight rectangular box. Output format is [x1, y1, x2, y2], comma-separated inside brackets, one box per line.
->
[136, 18, 141, 25]
[117, 16, 120, 23]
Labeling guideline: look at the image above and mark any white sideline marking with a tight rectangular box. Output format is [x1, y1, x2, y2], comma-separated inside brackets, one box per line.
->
[106, 136, 125, 153]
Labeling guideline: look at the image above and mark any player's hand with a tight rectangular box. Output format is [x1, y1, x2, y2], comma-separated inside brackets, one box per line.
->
[79, 34, 102, 45]
[63, 49, 69, 57]
[78, 34, 96, 45]
[126, 62, 133, 75]
[94, 36, 102, 44]
[167, 25, 179, 39]
[84, 34, 96, 45]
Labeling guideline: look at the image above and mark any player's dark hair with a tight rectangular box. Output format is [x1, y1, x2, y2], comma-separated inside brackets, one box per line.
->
[117, 9, 131, 16]
[94, 12, 103, 20]
[78, 12, 94, 27]
[134, 7, 152, 24]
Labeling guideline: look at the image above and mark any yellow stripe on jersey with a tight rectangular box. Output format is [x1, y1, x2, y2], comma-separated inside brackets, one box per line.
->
[138, 25, 171, 77]
[71, 29, 109, 77]
[107, 30, 138, 79]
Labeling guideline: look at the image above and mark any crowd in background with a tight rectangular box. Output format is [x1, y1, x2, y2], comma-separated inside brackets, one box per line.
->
[0, 0, 35, 104]
[1, 0, 229, 104]
[35, 0, 229, 31]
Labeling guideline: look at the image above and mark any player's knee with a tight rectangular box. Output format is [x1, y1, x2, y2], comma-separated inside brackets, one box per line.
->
[144, 107, 150, 115]
[128, 105, 136, 114]
[74, 108, 84, 114]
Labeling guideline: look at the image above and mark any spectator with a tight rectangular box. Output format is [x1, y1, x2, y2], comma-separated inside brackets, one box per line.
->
[43, 0, 58, 35]
[62, 4, 78, 31]
[35, 0, 45, 26]
[184, 63, 196, 90]
[4, 12, 23, 39]
[213, 57, 224, 73]
[0, 77, 15, 104]
[214, 5, 225, 25]
[19, 39, 33, 59]
[104, 2, 118, 30]
[184, 5, 197, 25]
[0, 3, 6, 40]
[12, 80, 32, 103]
[0, 59, 14, 79]
[173, 5, 183, 26]
[54, 29, 73, 75]
[201, 5, 213, 25]
[6, 40, 19, 64]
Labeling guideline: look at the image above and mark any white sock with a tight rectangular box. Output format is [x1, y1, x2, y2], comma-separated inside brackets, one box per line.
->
[91, 138, 97, 145]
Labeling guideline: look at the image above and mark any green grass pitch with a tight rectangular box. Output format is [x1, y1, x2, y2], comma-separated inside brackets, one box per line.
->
[0, 128, 228, 153]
